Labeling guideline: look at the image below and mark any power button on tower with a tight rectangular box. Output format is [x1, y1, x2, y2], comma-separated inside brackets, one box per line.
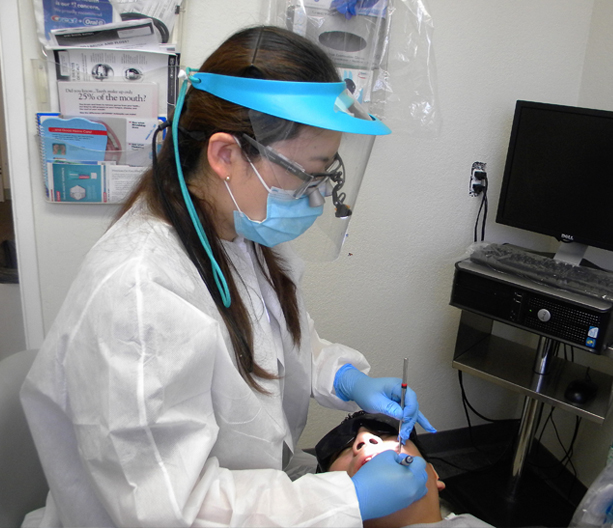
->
[537, 309, 551, 322]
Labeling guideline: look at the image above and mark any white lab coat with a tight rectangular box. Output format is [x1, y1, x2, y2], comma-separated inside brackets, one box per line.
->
[20, 200, 368, 528]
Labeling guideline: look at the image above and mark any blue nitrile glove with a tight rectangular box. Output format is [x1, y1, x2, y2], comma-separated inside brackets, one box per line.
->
[351, 450, 428, 520]
[331, 0, 381, 19]
[334, 364, 436, 442]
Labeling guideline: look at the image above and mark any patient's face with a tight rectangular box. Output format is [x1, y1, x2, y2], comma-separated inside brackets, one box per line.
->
[328, 427, 444, 527]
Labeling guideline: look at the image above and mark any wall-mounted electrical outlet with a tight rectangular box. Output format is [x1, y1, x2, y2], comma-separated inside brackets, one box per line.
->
[469, 162, 487, 196]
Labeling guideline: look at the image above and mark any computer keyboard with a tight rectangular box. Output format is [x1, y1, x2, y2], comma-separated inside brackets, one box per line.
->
[468, 243, 613, 301]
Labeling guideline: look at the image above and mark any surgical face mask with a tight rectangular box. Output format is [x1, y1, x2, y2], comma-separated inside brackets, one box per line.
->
[225, 159, 324, 247]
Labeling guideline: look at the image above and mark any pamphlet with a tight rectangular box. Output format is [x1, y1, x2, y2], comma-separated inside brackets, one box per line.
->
[40, 116, 108, 164]
[82, 116, 159, 166]
[48, 163, 105, 203]
[58, 81, 159, 118]
[106, 165, 147, 203]
[50, 47, 179, 116]
[46, 163, 145, 203]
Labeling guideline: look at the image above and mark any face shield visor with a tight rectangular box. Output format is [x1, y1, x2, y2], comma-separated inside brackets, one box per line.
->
[244, 117, 376, 261]
[188, 72, 390, 260]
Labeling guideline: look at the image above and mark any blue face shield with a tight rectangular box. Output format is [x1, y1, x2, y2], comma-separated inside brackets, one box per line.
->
[168, 69, 391, 307]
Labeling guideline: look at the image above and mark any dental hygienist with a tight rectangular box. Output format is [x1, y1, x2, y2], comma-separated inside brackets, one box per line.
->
[21, 26, 435, 528]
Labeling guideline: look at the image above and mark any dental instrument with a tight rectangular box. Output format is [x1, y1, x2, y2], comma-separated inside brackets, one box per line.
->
[399, 455, 414, 466]
[398, 357, 409, 449]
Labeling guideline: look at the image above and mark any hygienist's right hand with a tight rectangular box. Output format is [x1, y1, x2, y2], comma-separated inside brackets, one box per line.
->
[350, 450, 428, 520]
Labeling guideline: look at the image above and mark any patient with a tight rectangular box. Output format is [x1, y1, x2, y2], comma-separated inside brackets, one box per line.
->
[315, 411, 494, 528]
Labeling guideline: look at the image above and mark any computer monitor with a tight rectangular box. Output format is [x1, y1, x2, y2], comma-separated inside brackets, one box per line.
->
[496, 100, 613, 264]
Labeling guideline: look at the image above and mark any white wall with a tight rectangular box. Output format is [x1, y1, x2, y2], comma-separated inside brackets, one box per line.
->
[12, 0, 613, 488]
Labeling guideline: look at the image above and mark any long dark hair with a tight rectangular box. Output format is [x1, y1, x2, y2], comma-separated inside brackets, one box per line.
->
[117, 26, 340, 392]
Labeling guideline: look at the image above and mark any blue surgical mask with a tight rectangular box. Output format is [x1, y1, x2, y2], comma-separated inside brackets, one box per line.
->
[225, 161, 324, 247]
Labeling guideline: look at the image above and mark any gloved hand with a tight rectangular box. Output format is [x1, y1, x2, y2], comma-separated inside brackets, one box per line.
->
[334, 363, 436, 442]
[351, 450, 428, 520]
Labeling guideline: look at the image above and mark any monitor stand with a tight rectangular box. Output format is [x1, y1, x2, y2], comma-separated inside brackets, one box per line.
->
[553, 241, 588, 266]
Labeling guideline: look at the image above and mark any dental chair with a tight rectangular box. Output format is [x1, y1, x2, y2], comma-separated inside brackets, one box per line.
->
[0, 350, 48, 528]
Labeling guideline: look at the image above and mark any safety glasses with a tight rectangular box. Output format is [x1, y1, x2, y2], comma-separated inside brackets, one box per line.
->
[240, 134, 344, 200]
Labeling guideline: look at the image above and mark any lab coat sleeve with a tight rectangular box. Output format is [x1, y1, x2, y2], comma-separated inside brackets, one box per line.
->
[193, 459, 362, 527]
[307, 314, 371, 411]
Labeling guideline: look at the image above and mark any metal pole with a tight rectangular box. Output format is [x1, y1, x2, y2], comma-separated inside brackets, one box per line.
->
[509, 337, 556, 495]
[533, 336, 557, 375]
[509, 396, 542, 495]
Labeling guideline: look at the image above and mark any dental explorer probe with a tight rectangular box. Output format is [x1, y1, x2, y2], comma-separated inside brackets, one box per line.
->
[397, 358, 409, 452]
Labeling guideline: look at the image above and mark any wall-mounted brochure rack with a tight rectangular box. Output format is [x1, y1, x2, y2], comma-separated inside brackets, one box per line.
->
[35, 47, 179, 204]
[37, 113, 166, 204]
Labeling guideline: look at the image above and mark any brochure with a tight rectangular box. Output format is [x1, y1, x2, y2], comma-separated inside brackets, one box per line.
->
[46, 163, 145, 203]
[48, 163, 106, 203]
[49, 47, 179, 116]
[58, 81, 159, 118]
[106, 165, 147, 203]
[40, 116, 109, 164]
[84, 116, 159, 166]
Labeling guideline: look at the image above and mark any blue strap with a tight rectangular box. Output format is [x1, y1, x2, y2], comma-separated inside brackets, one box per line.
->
[172, 71, 231, 308]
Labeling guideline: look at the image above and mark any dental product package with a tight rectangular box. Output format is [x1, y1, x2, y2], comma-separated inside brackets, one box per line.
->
[33, 0, 186, 49]
[108, 0, 187, 44]
[50, 18, 162, 50]
[33, 0, 117, 48]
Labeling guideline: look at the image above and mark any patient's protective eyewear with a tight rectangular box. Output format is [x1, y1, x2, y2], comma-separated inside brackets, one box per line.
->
[315, 412, 400, 472]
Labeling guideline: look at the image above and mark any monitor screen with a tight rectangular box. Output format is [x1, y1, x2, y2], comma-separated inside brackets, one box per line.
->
[496, 100, 613, 253]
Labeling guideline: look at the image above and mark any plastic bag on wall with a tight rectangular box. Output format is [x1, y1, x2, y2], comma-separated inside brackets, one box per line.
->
[265, 0, 441, 136]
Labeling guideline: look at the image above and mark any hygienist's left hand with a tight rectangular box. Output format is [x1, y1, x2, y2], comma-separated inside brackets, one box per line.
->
[334, 363, 436, 442]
